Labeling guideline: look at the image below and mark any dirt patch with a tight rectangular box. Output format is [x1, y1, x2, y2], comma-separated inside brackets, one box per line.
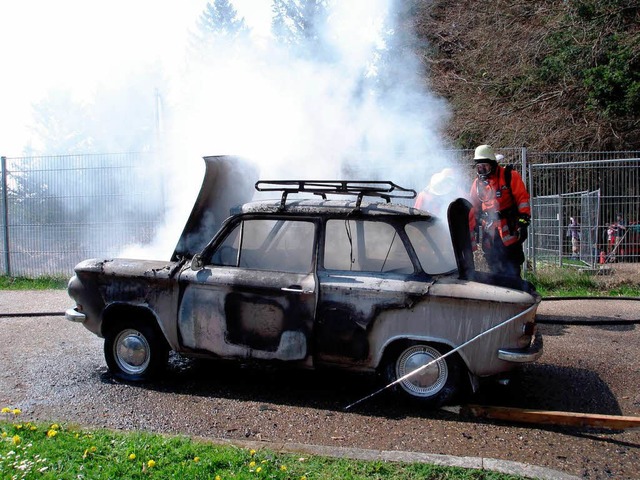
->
[590, 263, 640, 290]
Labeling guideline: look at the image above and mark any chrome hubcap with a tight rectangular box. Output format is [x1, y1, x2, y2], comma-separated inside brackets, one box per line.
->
[114, 329, 150, 375]
[396, 345, 447, 397]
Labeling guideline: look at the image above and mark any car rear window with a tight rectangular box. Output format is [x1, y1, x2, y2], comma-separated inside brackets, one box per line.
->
[405, 220, 457, 274]
[323, 219, 414, 273]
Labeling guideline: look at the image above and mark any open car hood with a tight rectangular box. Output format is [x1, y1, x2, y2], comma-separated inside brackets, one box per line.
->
[447, 197, 475, 280]
[172, 155, 259, 261]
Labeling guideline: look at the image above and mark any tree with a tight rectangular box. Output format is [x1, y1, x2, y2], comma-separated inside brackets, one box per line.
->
[271, 0, 332, 59]
[29, 66, 166, 155]
[30, 90, 94, 155]
[190, 0, 249, 58]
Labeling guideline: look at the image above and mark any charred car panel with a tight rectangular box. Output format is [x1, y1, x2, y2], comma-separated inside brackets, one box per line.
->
[66, 157, 542, 408]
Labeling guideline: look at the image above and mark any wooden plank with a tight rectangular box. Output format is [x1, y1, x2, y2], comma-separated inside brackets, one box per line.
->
[463, 404, 640, 430]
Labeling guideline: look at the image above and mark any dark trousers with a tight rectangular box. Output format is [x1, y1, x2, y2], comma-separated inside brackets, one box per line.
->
[483, 230, 525, 278]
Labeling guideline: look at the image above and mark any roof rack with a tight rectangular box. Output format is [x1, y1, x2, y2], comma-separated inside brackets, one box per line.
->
[255, 180, 416, 210]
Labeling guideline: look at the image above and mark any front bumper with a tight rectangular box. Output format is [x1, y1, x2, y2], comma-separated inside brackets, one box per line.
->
[65, 307, 86, 323]
[498, 331, 543, 363]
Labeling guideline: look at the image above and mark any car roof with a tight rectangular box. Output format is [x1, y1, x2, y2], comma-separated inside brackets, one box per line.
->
[238, 199, 434, 219]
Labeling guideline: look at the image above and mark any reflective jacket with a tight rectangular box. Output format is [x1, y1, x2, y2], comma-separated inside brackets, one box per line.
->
[469, 166, 531, 247]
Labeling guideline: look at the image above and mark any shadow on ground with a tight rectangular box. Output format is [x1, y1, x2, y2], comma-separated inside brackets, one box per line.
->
[99, 350, 623, 425]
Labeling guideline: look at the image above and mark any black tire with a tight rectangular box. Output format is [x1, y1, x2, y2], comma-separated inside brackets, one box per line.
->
[384, 342, 464, 408]
[104, 319, 169, 382]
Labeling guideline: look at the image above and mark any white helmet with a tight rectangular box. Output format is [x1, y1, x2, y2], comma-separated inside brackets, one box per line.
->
[427, 168, 456, 196]
[473, 144, 496, 162]
[474, 144, 498, 180]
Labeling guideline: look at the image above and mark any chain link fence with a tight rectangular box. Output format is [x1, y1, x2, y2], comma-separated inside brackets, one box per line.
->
[0, 153, 164, 277]
[527, 155, 640, 270]
[0, 150, 638, 278]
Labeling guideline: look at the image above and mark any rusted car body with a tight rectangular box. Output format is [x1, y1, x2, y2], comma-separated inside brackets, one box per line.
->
[67, 155, 542, 407]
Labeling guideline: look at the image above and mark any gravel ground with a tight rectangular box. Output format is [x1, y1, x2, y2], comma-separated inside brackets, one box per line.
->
[0, 291, 639, 479]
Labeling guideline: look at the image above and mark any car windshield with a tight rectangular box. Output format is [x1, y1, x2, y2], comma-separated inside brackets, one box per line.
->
[405, 219, 457, 274]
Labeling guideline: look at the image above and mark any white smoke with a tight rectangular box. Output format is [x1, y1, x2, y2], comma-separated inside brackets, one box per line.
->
[127, 0, 457, 261]
[164, 0, 453, 180]
[3, 0, 457, 261]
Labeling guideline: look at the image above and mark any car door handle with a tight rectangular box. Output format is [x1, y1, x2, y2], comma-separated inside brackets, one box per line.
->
[281, 285, 312, 294]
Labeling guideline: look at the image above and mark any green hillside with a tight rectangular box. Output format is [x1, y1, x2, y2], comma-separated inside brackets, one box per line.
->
[411, 0, 639, 151]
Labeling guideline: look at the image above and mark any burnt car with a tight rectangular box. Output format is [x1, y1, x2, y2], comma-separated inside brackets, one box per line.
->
[66, 155, 542, 407]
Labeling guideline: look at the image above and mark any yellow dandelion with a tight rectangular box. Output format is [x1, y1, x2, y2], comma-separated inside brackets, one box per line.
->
[1, 407, 10, 413]
[249, 460, 256, 468]
[301, 476, 307, 480]
[50, 423, 60, 430]
[47, 429, 58, 438]
[12, 409, 21, 415]
[280, 465, 287, 471]
[29, 425, 37, 431]
[147, 459, 156, 468]
[1, 432, 7, 438]
[14, 424, 23, 429]
[128, 453, 136, 461]
[12, 435, 21, 445]
[256, 466, 262, 473]
[193, 456, 200, 462]
[215, 476, 221, 480]
[90, 446, 97, 453]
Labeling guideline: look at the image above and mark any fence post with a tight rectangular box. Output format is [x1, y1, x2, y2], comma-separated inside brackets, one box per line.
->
[1, 156, 10, 276]
[558, 194, 564, 267]
[521, 147, 530, 274]
[529, 161, 536, 274]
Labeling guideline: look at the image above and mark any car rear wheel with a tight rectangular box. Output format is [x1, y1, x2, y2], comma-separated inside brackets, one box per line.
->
[384, 342, 463, 408]
[104, 320, 168, 382]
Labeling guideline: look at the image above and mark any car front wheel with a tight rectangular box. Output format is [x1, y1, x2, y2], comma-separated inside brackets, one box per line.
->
[384, 343, 463, 408]
[104, 320, 168, 382]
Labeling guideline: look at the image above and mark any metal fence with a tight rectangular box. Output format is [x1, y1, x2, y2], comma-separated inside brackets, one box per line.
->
[0, 153, 165, 277]
[527, 155, 640, 270]
[0, 150, 638, 278]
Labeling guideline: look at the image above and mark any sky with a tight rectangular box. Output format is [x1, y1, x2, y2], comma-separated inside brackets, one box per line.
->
[0, 0, 271, 157]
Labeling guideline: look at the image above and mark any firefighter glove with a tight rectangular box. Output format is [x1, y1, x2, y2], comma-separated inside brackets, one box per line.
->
[518, 214, 531, 227]
[518, 225, 528, 243]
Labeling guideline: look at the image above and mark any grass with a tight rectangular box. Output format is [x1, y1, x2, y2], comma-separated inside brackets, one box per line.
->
[525, 265, 640, 297]
[0, 275, 68, 290]
[0, 416, 526, 480]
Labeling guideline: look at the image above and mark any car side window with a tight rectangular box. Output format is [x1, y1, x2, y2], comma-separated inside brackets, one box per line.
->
[211, 219, 315, 274]
[324, 219, 414, 273]
[405, 220, 457, 274]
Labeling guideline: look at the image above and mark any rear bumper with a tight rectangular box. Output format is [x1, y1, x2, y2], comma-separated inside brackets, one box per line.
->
[65, 307, 86, 323]
[498, 331, 543, 363]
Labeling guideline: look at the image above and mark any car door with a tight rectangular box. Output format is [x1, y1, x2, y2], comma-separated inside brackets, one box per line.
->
[178, 217, 317, 362]
[315, 218, 421, 366]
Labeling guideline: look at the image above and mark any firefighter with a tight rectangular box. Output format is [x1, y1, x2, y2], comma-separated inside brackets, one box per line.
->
[469, 145, 531, 278]
[414, 167, 466, 218]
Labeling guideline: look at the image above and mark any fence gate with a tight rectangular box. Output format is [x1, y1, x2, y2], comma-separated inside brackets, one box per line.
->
[531, 190, 600, 268]
[529, 157, 640, 270]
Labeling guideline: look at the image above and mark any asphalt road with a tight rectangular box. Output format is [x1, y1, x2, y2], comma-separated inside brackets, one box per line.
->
[0, 291, 639, 480]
